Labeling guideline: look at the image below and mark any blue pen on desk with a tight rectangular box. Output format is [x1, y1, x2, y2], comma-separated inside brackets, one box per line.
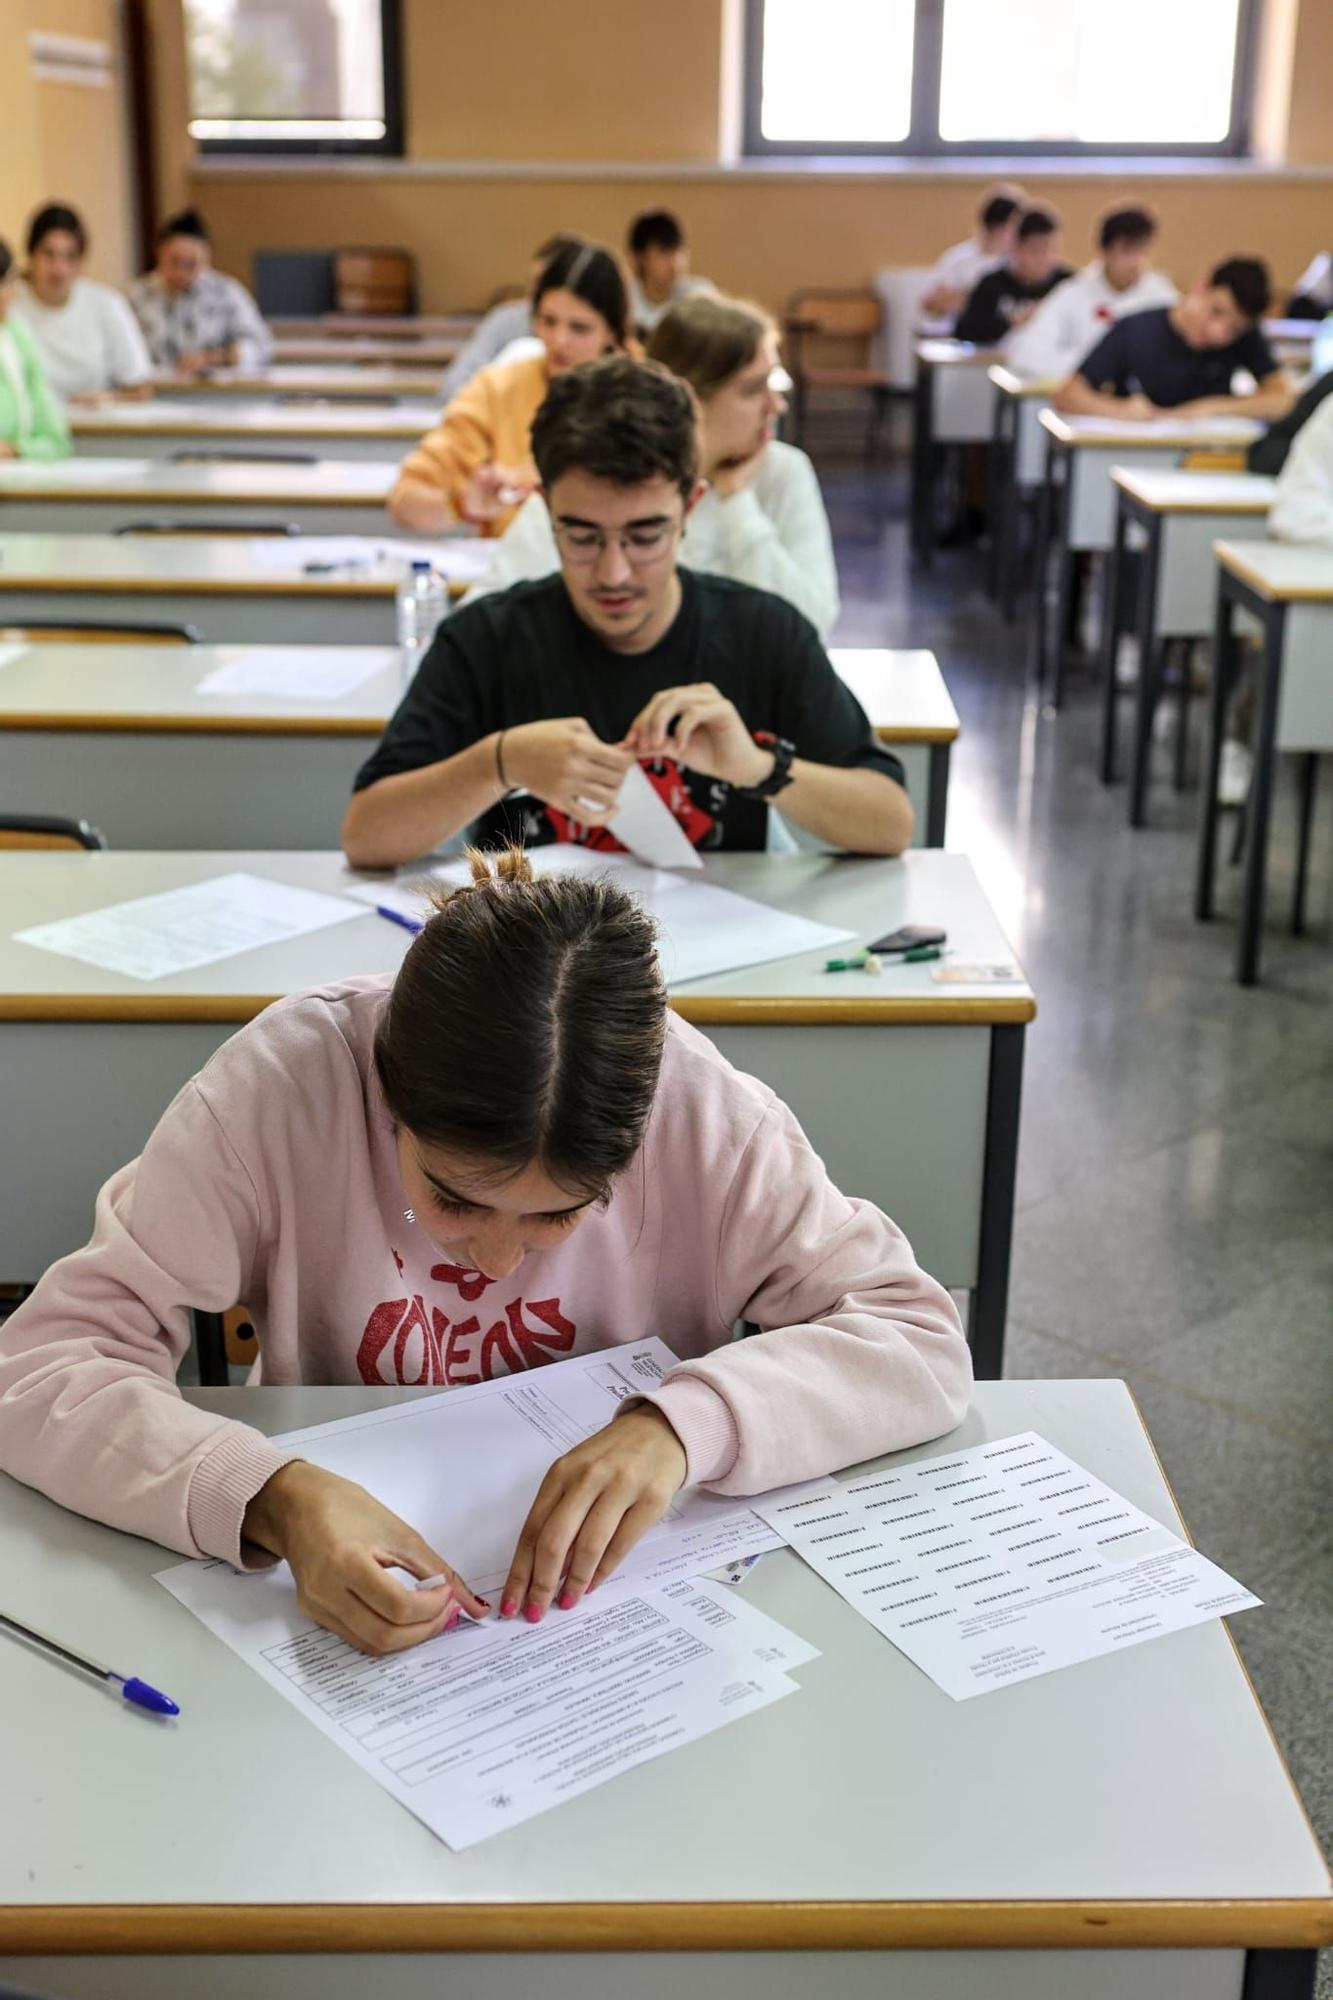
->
[376, 904, 422, 936]
[0, 1609, 179, 1717]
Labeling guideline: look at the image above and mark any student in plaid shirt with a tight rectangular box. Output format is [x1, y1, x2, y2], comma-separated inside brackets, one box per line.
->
[129, 209, 271, 376]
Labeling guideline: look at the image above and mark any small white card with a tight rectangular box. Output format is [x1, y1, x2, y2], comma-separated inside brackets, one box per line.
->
[606, 762, 703, 870]
[197, 648, 396, 701]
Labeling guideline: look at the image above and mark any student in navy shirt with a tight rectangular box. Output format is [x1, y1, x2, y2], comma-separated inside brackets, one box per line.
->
[1054, 258, 1292, 421]
[954, 206, 1072, 348]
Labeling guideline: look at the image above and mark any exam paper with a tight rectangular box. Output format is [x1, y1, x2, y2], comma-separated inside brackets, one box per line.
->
[13, 872, 365, 982]
[196, 647, 397, 700]
[0, 643, 31, 671]
[606, 763, 703, 870]
[756, 1432, 1259, 1701]
[247, 535, 493, 584]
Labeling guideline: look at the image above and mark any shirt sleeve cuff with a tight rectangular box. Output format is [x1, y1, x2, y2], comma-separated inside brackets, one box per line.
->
[643, 1374, 741, 1487]
[185, 1425, 302, 1570]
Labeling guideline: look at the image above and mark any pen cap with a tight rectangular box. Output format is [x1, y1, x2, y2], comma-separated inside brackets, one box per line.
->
[120, 1676, 180, 1717]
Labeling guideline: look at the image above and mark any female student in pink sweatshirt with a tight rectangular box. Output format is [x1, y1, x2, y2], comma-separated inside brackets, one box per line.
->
[0, 851, 971, 1657]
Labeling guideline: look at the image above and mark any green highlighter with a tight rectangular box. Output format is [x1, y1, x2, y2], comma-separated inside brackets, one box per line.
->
[823, 946, 945, 972]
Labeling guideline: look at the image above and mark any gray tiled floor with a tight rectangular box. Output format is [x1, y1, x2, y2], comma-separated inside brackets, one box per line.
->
[821, 452, 1332, 1982]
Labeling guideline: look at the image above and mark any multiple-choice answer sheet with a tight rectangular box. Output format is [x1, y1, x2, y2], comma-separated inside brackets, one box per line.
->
[158, 1342, 798, 1848]
[755, 1432, 1259, 1701]
[13, 872, 365, 981]
[196, 647, 397, 700]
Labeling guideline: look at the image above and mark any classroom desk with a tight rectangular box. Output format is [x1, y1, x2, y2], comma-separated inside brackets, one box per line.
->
[987, 367, 1056, 619]
[911, 340, 1001, 567]
[71, 400, 440, 464]
[0, 849, 1033, 1373]
[1030, 411, 1264, 708]
[1195, 540, 1333, 986]
[270, 335, 460, 367]
[268, 312, 481, 340]
[153, 364, 445, 403]
[1, 1378, 1328, 2000]
[0, 534, 484, 645]
[1098, 470, 1275, 820]
[1, 643, 957, 853]
[0, 457, 397, 537]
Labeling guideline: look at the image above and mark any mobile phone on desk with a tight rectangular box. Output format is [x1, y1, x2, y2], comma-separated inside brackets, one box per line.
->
[868, 925, 947, 955]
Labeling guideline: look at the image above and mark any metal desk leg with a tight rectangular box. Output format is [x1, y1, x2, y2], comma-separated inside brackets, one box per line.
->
[1028, 447, 1057, 695]
[1194, 579, 1238, 922]
[1098, 497, 1130, 784]
[1128, 516, 1164, 829]
[1049, 462, 1075, 710]
[926, 742, 950, 847]
[1238, 601, 1286, 986]
[1242, 1947, 1318, 1999]
[1291, 754, 1318, 937]
[911, 358, 935, 568]
[969, 1023, 1025, 1381]
[987, 393, 1011, 604]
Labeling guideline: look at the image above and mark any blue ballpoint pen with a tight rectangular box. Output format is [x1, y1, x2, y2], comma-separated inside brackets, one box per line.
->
[376, 904, 422, 936]
[0, 1609, 180, 1716]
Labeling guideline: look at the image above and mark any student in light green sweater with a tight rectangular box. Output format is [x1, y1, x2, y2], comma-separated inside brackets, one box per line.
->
[0, 236, 70, 460]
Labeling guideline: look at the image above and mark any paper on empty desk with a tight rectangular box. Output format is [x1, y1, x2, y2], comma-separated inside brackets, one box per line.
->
[248, 535, 493, 584]
[197, 647, 397, 700]
[350, 847, 853, 984]
[0, 643, 31, 671]
[756, 1432, 1259, 1701]
[13, 872, 365, 982]
[606, 762, 702, 870]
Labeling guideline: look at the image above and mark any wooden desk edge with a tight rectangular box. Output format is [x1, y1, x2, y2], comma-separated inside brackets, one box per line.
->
[0, 487, 389, 506]
[1110, 482, 1272, 516]
[0, 576, 468, 601]
[0, 716, 956, 744]
[4, 1894, 1330, 1956]
[0, 994, 1038, 1027]
[1212, 544, 1333, 602]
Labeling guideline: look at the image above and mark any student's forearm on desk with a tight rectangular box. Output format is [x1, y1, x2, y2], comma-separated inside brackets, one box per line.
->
[342, 734, 504, 868]
[1174, 384, 1295, 422]
[1053, 375, 1119, 417]
[388, 473, 460, 534]
[778, 763, 914, 855]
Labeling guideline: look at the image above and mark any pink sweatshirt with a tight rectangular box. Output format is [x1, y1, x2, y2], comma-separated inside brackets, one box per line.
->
[0, 979, 971, 1567]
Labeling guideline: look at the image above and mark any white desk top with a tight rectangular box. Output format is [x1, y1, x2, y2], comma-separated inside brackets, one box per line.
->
[915, 338, 1002, 367]
[0, 456, 396, 507]
[1040, 410, 1263, 450]
[0, 643, 955, 745]
[988, 365, 1058, 398]
[154, 365, 443, 400]
[271, 337, 459, 366]
[71, 401, 439, 442]
[1110, 468, 1277, 514]
[1213, 537, 1333, 602]
[0, 532, 487, 597]
[1, 1379, 1328, 1952]
[1263, 317, 1316, 343]
[0, 849, 1034, 1026]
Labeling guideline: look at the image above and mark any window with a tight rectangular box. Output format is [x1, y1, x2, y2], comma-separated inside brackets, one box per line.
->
[744, 0, 1256, 156]
[183, 0, 403, 155]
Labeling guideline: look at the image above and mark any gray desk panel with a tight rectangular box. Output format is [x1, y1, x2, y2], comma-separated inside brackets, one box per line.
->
[1, 496, 392, 537]
[75, 428, 407, 464]
[0, 586, 394, 646]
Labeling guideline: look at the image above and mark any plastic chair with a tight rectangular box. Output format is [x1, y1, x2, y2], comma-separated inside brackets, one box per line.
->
[192, 1305, 258, 1387]
[783, 288, 892, 455]
[0, 619, 199, 644]
[0, 814, 106, 851]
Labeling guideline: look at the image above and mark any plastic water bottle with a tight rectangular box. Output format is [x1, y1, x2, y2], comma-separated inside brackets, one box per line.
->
[1311, 313, 1333, 382]
[397, 559, 448, 687]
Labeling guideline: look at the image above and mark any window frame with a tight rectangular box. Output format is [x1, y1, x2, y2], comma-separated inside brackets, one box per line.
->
[741, 0, 1261, 160]
[186, 0, 405, 158]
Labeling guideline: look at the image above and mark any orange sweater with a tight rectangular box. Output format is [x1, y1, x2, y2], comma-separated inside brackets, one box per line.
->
[395, 351, 549, 537]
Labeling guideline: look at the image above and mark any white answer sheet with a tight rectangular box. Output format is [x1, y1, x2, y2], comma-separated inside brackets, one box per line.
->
[350, 847, 853, 984]
[13, 872, 365, 981]
[196, 647, 397, 700]
[756, 1432, 1259, 1701]
[606, 763, 703, 870]
[0, 643, 31, 671]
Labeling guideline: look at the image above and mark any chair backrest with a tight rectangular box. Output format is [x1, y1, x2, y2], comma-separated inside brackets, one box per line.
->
[112, 520, 301, 538]
[335, 247, 416, 317]
[785, 288, 883, 341]
[0, 619, 199, 644]
[0, 814, 106, 851]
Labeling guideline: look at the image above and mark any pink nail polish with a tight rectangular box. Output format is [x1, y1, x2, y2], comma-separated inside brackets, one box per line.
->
[524, 1603, 543, 1624]
[500, 1597, 517, 1619]
[558, 1590, 576, 1611]
[443, 1606, 459, 1630]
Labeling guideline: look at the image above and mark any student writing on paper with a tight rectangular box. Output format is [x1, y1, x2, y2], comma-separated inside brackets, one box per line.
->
[1054, 258, 1294, 421]
[953, 206, 1073, 349]
[1003, 206, 1177, 383]
[466, 293, 839, 634]
[14, 204, 152, 405]
[389, 241, 632, 540]
[0, 851, 971, 1656]
[0, 239, 69, 461]
[920, 186, 1025, 322]
[625, 209, 713, 335]
[128, 209, 272, 377]
[346, 356, 910, 869]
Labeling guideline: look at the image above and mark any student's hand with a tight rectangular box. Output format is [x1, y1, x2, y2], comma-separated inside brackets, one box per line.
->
[500, 717, 634, 822]
[1119, 393, 1160, 422]
[242, 1460, 489, 1656]
[710, 446, 768, 501]
[0, 442, 16, 459]
[501, 1408, 688, 1620]
[461, 461, 535, 523]
[174, 350, 210, 378]
[623, 683, 772, 788]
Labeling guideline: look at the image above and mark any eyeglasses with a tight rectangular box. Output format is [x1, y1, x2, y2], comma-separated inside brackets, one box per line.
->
[552, 518, 683, 568]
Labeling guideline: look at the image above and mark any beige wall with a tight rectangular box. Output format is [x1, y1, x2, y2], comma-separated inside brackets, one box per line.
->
[2, 0, 136, 283]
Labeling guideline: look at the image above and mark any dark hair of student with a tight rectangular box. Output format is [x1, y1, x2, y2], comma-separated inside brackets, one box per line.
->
[532, 241, 632, 350]
[628, 209, 686, 258]
[1016, 206, 1059, 243]
[533, 230, 585, 267]
[980, 194, 1022, 233]
[0, 241, 12, 284]
[645, 293, 774, 401]
[157, 208, 211, 247]
[531, 353, 701, 502]
[374, 847, 667, 1199]
[27, 204, 87, 258]
[1209, 257, 1271, 321]
[1098, 207, 1156, 252]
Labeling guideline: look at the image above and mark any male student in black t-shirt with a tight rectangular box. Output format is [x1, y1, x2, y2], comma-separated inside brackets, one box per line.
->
[953, 206, 1072, 348]
[343, 356, 912, 868]
[1054, 258, 1293, 421]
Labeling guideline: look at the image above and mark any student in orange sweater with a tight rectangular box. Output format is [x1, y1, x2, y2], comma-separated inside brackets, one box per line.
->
[389, 242, 632, 537]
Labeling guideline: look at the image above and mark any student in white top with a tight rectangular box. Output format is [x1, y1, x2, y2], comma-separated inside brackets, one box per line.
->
[13, 204, 151, 403]
[626, 210, 713, 334]
[1287, 251, 1332, 320]
[920, 186, 1025, 321]
[465, 294, 839, 635]
[1004, 206, 1177, 382]
[439, 233, 584, 400]
[1269, 389, 1333, 547]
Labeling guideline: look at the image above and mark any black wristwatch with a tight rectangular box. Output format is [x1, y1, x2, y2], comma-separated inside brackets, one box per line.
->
[736, 730, 797, 800]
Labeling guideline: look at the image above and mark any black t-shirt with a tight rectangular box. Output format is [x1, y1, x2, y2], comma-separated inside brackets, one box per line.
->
[352, 570, 905, 853]
[1075, 306, 1277, 408]
[954, 265, 1073, 346]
